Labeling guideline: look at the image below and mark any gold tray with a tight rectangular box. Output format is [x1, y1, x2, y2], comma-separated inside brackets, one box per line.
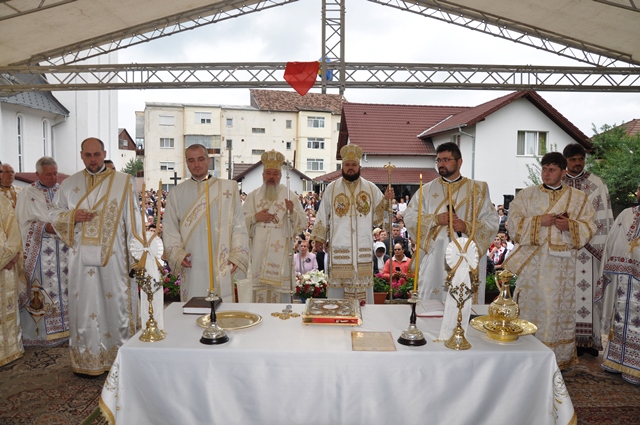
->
[196, 311, 263, 330]
[470, 316, 537, 336]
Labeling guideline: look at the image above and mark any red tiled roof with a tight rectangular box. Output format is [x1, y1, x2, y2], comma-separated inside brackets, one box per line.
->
[419, 91, 592, 149]
[250, 89, 344, 115]
[314, 167, 439, 185]
[621, 119, 640, 136]
[16, 172, 69, 184]
[337, 102, 468, 158]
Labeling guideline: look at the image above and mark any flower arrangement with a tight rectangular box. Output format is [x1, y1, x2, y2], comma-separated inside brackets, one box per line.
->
[162, 267, 181, 298]
[373, 272, 413, 299]
[373, 274, 390, 292]
[295, 270, 328, 299]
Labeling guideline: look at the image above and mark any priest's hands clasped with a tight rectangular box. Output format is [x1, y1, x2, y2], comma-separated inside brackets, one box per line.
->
[255, 209, 279, 224]
[74, 208, 96, 223]
[436, 211, 467, 233]
[181, 253, 238, 274]
[384, 187, 395, 200]
[541, 212, 569, 231]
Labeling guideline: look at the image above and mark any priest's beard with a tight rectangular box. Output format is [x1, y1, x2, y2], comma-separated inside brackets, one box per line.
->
[342, 169, 360, 182]
[263, 184, 279, 202]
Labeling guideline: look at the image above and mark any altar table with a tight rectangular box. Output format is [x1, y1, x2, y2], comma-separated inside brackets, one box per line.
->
[100, 303, 575, 425]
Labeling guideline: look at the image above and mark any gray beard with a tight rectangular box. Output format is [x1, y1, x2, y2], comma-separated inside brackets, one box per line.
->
[263, 184, 280, 203]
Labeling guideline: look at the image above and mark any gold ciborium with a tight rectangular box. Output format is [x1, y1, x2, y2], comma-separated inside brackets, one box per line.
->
[136, 268, 167, 342]
[485, 269, 523, 342]
[444, 272, 479, 350]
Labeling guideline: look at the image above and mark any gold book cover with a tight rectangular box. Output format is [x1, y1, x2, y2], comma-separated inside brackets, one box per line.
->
[302, 298, 362, 326]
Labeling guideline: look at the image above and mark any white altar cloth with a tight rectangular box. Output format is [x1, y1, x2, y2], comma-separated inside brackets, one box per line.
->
[100, 303, 576, 425]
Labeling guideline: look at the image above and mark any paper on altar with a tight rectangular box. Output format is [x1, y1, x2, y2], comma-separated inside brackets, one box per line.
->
[416, 299, 445, 317]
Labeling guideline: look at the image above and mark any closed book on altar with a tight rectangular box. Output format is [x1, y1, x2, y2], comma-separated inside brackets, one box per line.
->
[182, 297, 223, 315]
[302, 299, 362, 326]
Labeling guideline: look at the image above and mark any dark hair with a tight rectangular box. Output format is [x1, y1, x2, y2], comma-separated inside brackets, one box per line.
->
[104, 159, 114, 165]
[562, 143, 586, 159]
[436, 142, 461, 159]
[541, 152, 567, 169]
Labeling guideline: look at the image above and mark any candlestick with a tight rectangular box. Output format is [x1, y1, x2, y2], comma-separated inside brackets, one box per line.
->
[140, 183, 147, 245]
[205, 176, 215, 292]
[413, 174, 423, 292]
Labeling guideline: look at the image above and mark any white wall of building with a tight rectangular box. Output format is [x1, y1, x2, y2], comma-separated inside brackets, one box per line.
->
[144, 104, 185, 190]
[296, 111, 340, 178]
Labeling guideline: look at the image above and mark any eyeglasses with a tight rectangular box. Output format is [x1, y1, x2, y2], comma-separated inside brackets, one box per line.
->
[435, 157, 459, 164]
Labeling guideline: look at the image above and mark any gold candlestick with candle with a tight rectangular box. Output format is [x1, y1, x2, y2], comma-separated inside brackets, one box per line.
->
[200, 175, 229, 345]
[397, 173, 426, 346]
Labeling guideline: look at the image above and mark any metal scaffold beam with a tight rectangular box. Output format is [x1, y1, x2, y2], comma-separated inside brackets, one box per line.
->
[2, 62, 640, 93]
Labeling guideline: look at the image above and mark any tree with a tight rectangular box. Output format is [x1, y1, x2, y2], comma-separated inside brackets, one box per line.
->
[524, 143, 557, 187]
[122, 158, 143, 176]
[587, 124, 640, 211]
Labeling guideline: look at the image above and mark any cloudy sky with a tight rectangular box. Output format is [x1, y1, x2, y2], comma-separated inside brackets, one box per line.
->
[117, 0, 640, 137]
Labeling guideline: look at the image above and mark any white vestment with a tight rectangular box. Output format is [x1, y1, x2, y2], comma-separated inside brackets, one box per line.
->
[503, 185, 596, 370]
[595, 206, 640, 383]
[562, 171, 613, 350]
[163, 177, 249, 303]
[0, 196, 24, 367]
[311, 177, 387, 304]
[16, 182, 70, 347]
[243, 184, 306, 303]
[50, 169, 141, 376]
[404, 177, 497, 304]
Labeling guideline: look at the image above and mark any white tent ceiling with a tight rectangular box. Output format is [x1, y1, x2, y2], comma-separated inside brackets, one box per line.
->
[0, 0, 638, 88]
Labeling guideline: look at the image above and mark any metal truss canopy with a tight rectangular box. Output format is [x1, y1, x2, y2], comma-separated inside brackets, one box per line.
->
[1, 63, 640, 94]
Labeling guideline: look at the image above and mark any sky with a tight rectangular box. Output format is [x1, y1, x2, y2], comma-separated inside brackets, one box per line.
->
[117, 0, 640, 138]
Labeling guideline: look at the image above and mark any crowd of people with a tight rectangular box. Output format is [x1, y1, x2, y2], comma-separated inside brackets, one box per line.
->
[1, 140, 638, 387]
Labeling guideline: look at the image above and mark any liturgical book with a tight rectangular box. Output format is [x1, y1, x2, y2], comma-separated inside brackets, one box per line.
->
[302, 299, 362, 326]
[182, 297, 223, 315]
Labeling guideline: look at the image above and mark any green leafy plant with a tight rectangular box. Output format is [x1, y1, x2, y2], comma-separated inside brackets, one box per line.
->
[486, 273, 517, 292]
[162, 267, 181, 298]
[373, 274, 390, 292]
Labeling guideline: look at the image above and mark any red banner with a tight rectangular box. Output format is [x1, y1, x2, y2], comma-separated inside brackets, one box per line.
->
[284, 61, 319, 96]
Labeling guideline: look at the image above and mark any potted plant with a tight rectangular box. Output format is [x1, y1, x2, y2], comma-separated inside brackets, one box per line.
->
[295, 270, 328, 303]
[373, 273, 390, 304]
[162, 267, 181, 302]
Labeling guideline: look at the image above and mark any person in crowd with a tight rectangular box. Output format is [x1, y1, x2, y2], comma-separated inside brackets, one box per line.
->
[294, 239, 318, 274]
[381, 243, 411, 284]
[311, 144, 394, 304]
[0, 194, 24, 367]
[372, 241, 389, 276]
[49, 137, 141, 378]
[372, 228, 382, 243]
[487, 235, 507, 272]
[314, 240, 328, 272]
[382, 223, 412, 259]
[104, 159, 116, 170]
[16, 157, 69, 347]
[503, 152, 596, 370]
[498, 232, 514, 258]
[1, 163, 20, 208]
[397, 218, 409, 239]
[497, 207, 507, 233]
[595, 182, 640, 385]
[397, 197, 407, 214]
[163, 144, 249, 302]
[404, 142, 497, 303]
[562, 143, 614, 356]
[242, 150, 306, 303]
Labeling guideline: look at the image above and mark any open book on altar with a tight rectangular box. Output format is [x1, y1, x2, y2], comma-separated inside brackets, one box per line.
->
[415, 299, 445, 317]
[182, 297, 223, 314]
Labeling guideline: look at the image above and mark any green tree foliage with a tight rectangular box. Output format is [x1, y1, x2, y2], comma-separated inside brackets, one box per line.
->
[122, 158, 143, 176]
[524, 143, 557, 186]
[587, 124, 640, 210]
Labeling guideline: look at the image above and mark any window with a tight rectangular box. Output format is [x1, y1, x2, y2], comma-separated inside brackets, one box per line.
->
[252, 149, 266, 155]
[307, 158, 324, 171]
[17, 115, 24, 171]
[159, 115, 175, 126]
[252, 128, 266, 134]
[307, 116, 325, 128]
[160, 138, 175, 148]
[160, 161, 175, 171]
[119, 138, 128, 149]
[195, 112, 212, 124]
[286, 141, 292, 150]
[185, 135, 220, 149]
[307, 138, 325, 149]
[286, 120, 292, 129]
[517, 131, 548, 156]
[336, 122, 341, 131]
[226, 118, 233, 127]
[42, 120, 50, 156]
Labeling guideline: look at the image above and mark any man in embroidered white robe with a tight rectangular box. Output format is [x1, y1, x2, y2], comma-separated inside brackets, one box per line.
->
[163, 144, 249, 303]
[0, 195, 24, 367]
[404, 142, 497, 304]
[50, 138, 141, 377]
[243, 150, 306, 303]
[1, 163, 21, 208]
[504, 152, 595, 370]
[562, 143, 614, 355]
[311, 144, 394, 304]
[595, 184, 640, 385]
[16, 157, 70, 347]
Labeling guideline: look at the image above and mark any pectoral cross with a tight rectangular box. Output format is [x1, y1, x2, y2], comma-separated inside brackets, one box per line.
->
[630, 237, 640, 253]
[271, 305, 300, 320]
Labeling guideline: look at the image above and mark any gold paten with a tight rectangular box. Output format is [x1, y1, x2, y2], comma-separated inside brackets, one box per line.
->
[197, 311, 263, 330]
[470, 316, 537, 340]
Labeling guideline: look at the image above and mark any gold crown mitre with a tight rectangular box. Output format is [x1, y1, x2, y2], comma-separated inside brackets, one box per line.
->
[340, 144, 363, 163]
[261, 150, 286, 170]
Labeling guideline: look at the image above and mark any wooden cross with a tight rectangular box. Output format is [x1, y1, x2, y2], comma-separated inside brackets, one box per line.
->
[170, 171, 181, 187]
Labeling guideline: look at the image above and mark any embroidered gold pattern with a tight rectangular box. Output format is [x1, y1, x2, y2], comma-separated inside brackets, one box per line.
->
[334, 193, 350, 217]
[355, 191, 371, 215]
